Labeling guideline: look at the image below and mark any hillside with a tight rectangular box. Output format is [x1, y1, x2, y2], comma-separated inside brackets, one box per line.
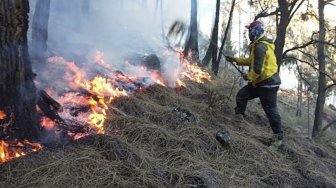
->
[1, 75, 336, 188]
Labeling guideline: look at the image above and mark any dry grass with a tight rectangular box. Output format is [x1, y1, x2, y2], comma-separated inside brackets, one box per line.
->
[1, 75, 336, 188]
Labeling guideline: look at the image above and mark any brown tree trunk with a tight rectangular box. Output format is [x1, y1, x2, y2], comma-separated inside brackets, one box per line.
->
[183, 0, 199, 64]
[296, 78, 303, 117]
[254, 1, 305, 71]
[321, 119, 336, 134]
[31, 0, 50, 68]
[274, 0, 289, 70]
[0, 0, 40, 140]
[201, 0, 220, 67]
[312, 0, 327, 138]
[215, 0, 235, 75]
[307, 85, 311, 136]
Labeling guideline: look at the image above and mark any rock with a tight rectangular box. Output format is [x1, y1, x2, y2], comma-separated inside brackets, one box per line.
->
[172, 106, 197, 124]
[216, 128, 231, 148]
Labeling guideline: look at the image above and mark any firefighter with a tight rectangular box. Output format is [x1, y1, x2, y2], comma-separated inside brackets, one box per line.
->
[225, 20, 283, 149]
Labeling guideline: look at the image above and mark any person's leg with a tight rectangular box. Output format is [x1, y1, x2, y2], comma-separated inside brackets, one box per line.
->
[235, 84, 258, 115]
[258, 87, 283, 140]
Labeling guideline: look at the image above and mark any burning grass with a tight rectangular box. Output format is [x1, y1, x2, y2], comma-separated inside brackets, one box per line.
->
[0, 52, 212, 165]
[0, 111, 6, 120]
[1, 77, 336, 187]
[0, 140, 42, 164]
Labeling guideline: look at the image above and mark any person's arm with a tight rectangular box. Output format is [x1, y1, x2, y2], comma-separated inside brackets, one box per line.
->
[247, 42, 267, 81]
[225, 56, 250, 66]
[235, 57, 251, 66]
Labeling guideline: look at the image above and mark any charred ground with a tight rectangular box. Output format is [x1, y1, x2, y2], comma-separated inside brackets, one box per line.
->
[0, 75, 335, 188]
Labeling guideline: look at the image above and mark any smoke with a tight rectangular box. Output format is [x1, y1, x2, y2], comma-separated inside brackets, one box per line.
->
[25, 1, 216, 144]
[28, 0, 198, 87]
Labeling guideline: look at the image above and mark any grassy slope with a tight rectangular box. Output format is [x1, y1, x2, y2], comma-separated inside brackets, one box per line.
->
[1, 75, 335, 188]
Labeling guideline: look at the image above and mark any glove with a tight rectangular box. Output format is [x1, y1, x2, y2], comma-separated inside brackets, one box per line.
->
[242, 73, 249, 81]
[225, 56, 236, 62]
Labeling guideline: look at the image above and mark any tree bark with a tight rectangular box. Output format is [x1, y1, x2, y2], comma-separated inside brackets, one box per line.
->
[212, 0, 236, 75]
[0, 0, 40, 140]
[312, 0, 327, 138]
[215, 0, 235, 75]
[320, 119, 336, 134]
[184, 0, 199, 64]
[296, 78, 303, 116]
[201, 0, 220, 68]
[274, 0, 289, 70]
[31, 0, 50, 68]
[307, 86, 311, 136]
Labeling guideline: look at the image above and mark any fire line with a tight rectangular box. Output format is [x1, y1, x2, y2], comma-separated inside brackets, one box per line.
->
[0, 51, 211, 164]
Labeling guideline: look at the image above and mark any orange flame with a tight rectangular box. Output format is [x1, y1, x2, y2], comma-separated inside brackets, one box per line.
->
[82, 76, 128, 97]
[1, 50, 212, 164]
[176, 78, 186, 88]
[0, 110, 6, 120]
[45, 51, 211, 138]
[87, 96, 106, 134]
[0, 140, 43, 163]
[156, 79, 166, 86]
[94, 51, 112, 70]
[181, 60, 211, 84]
[81, 76, 129, 133]
[65, 61, 87, 89]
[40, 117, 56, 129]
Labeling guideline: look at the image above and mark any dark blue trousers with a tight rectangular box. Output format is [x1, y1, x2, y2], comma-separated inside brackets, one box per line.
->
[235, 84, 283, 139]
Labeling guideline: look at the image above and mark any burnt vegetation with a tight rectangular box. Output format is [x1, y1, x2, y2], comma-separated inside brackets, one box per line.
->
[1, 0, 336, 187]
[1, 78, 336, 187]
